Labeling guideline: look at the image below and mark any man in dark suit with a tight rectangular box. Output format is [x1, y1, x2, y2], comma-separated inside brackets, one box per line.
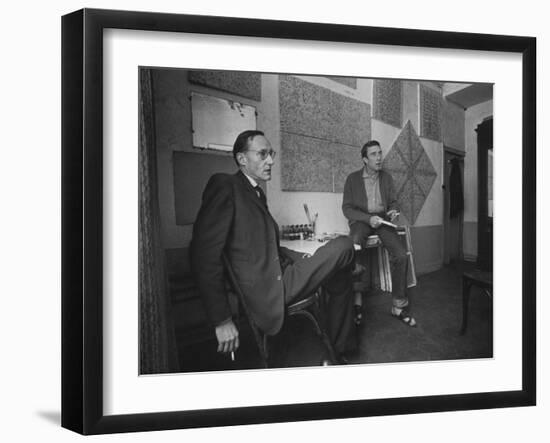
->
[342, 140, 416, 327]
[191, 130, 357, 364]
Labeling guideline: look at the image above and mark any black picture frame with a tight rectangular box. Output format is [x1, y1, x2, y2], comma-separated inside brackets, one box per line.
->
[61, 8, 536, 435]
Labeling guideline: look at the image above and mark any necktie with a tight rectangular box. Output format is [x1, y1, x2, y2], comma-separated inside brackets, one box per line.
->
[255, 185, 268, 209]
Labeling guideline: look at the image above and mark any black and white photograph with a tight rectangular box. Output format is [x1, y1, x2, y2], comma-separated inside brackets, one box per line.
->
[139, 67, 494, 374]
[56, 4, 537, 437]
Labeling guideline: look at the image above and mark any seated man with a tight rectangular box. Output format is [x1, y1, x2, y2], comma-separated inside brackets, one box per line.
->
[191, 130, 358, 365]
[342, 140, 416, 327]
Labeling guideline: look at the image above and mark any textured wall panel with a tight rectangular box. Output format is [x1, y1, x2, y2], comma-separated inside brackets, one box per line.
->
[333, 144, 361, 193]
[279, 75, 371, 148]
[281, 133, 362, 193]
[420, 84, 442, 141]
[329, 91, 371, 147]
[402, 81, 420, 134]
[188, 70, 261, 101]
[373, 79, 403, 128]
[382, 121, 437, 225]
[280, 75, 330, 138]
[280, 132, 333, 192]
[327, 76, 357, 89]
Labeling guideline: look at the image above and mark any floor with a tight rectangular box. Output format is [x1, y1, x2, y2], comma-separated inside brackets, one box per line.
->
[355, 261, 493, 365]
[177, 261, 493, 372]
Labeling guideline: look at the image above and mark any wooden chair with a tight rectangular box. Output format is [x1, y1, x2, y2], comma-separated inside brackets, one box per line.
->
[460, 269, 493, 335]
[222, 254, 338, 367]
[354, 229, 417, 294]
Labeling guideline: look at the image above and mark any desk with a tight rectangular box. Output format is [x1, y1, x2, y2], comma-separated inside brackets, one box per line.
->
[281, 233, 362, 256]
[280, 235, 392, 291]
[281, 229, 416, 292]
[280, 238, 328, 256]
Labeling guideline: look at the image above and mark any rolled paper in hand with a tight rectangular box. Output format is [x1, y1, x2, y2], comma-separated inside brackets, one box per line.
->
[379, 220, 398, 229]
[380, 219, 407, 232]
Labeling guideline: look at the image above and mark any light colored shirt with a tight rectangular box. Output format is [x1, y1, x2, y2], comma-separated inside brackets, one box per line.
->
[242, 171, 263, 199]
[242, 171, 258, 188]
[362, 167, 384, 213]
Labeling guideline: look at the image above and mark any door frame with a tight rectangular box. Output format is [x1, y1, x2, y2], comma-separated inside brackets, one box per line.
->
[476, 117, 494, 270]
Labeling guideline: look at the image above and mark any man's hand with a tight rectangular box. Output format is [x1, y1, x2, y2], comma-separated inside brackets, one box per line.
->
[369, 215, 383, 229]
[387, 210, 400, 222]
[215, 319, 240, 354]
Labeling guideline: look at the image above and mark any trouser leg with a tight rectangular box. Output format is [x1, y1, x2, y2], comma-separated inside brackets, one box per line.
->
[282, 236, 356, 354]
[349, 221, 374, 247]
[322, 261, 357, 354]
[349, 221, 409, 308]
[376, 225, 409, 308]
[349, 222, 372, 294]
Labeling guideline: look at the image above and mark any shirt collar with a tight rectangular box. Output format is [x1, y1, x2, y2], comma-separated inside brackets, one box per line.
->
[362, 166, 379, 179]
[242, 171, 259, 188]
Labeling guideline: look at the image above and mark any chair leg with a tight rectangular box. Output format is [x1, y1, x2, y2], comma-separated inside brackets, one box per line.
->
[296, 304, 339, 365]
[320, 334, 339, 364]
[260, 334, 269, 368]
[460, 277, 472, 335]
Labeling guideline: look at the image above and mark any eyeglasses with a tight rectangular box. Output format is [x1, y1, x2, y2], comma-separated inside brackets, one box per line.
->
[247, 149, 277, 160]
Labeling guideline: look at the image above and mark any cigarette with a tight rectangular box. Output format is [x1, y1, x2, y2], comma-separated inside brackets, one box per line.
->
[231, 351, 235, 361]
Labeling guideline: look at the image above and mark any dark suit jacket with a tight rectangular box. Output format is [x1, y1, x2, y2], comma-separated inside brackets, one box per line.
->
[191, 171, 296, 336]
[342, 168, 398, 225]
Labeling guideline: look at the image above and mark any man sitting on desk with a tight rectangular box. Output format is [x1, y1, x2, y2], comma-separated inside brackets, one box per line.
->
[191, 130, 358, 364]
[342, 140, 417, 327]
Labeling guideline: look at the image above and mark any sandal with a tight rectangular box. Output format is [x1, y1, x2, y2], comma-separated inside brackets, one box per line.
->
[391, 307, 417, 327]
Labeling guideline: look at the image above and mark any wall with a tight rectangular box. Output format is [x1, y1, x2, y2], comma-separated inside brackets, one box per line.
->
[267, 75, 372, 234]
[373, 82, 446, 274]
[153, 70, 470, 275]
[153, 69, 265, 249]
[443, 99, 466, 151]
[463, 99, 494, 260]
